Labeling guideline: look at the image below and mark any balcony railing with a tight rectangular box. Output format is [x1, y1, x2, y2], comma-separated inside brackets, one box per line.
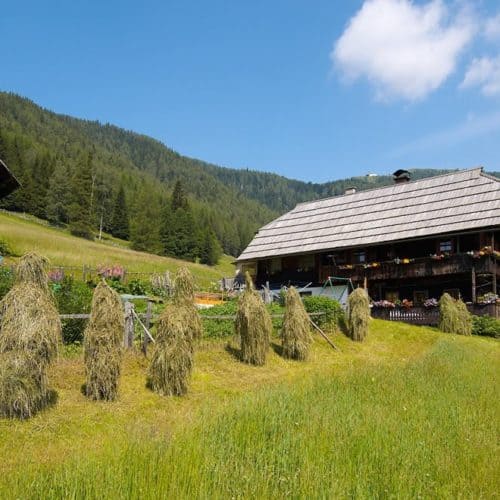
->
[320, 253, 497, 282]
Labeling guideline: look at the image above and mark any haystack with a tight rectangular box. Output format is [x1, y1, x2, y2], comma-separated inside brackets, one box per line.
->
[0, 352, 51, 419]
[0, 253, 61, 418]
[347, 287, 370, 341]
[0, 253, 61, 363]
[172, 267, 202, 341]
[281, 287, 312, 360]
[235, 272, 272, 366]
[83, 281, 124, 401]
[439, 293, 472, 335]
[147, 305, 194, 396]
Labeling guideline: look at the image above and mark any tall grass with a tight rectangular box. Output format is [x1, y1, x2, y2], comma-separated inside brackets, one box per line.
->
[0, 211, 234, 285]
[1, 336, 497, 498]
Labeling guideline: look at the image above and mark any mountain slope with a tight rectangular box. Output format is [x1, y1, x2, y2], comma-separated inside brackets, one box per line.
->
[0, 92, 497, 257]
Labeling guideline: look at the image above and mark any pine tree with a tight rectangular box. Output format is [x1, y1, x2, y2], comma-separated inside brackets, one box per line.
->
[46, 161, 72, 225]
[130, 187, 162, 253]
[110, 185, 130, 239]
[199, 229, 222, 265]
[68, 153, 94, 239]
[171, 180, 189, 211]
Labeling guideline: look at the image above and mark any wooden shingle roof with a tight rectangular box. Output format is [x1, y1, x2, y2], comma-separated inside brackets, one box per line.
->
[0, 159, 20, 199]
[237, 168, 500, 262]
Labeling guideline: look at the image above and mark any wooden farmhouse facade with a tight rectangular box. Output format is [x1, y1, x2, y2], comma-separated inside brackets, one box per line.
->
[0, 159, 20, 200]
[237, 168, 500, 307]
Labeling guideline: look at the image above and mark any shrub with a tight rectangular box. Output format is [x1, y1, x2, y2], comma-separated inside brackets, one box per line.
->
[147, 305, 194, 396]
[83, 282, 124, 401]
[0, 239, 15, 257]
[201, 300, 284, 339]
[53, 277, 93, 343]
[472, 315, 500, 338]
[235, 273, 272, 366]
[438, 293, 472, 336]
[201, 301, 238, 338]
[347, 288, 370, 341]
[282, 287, 312, 361]
[0, 267, 14, 300]
[303, 295, 344, 330]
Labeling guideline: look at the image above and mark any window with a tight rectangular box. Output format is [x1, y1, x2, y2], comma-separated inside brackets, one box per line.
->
[439, 240, 452, 253]
[444, 288, 460, 300]
[354, 251, 366, 264]
[385, 290, 399, 302]
[413, 290, 428, 306]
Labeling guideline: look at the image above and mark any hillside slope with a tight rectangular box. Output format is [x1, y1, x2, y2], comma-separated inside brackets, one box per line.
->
[0, 210, 233, 286]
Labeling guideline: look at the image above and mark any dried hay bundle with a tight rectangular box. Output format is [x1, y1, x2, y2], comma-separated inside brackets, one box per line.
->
[173, 267, 202, 341]
[347, 287, 370, 341]
[0, 253, 61, 364]
[147, 305, 194, 396]
[439, 293, 472, 335]
[173, 266, 196, 304]
[281, 287, 312, 360]
[0, 352, 52, 419]
[236, 273, 272, 366]
[83, 281, 124, 401]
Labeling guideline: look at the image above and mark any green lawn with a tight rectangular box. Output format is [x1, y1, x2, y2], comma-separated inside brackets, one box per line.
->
[0, 320, 498, 498]
[0, 210, 234, 286]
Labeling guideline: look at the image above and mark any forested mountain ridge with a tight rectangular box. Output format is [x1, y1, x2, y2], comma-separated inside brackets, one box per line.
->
[0, 92, 498, 261]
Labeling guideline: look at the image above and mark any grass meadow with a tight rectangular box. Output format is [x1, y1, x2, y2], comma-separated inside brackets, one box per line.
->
[0, 210, 234, 286]
[0, 320, 498, 498]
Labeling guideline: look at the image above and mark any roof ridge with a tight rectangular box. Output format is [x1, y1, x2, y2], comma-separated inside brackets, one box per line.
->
[293, 167, 483, 209]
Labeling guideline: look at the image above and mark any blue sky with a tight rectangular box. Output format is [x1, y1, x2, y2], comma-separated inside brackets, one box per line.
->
[1, 0, 500, 182]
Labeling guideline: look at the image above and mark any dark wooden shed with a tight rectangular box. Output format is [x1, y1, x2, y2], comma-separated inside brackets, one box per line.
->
[0, 159, 20, 199]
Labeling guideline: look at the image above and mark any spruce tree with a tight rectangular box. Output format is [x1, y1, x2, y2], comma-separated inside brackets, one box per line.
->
[68, 153, 94, 239]
[110, 185, 130, 240]
[199, 229, 222, 265]
[171, 180, 188, 211]
[46, 161, 72, 225]
[130, 187, 162, 253]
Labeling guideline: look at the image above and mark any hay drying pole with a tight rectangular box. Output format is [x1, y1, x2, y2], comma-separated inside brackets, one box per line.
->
[307, 316, 339, 351]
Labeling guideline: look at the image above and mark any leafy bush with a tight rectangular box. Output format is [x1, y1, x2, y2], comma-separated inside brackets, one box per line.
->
[52, 277, 94, 343]
[0, 267, 14, 300]
[472, 315, 500, 338]
[0, 239, 15, 257]
[201, 301, 237, 338]
[200, 300, 285, 338]
[302, 296, 344, 330]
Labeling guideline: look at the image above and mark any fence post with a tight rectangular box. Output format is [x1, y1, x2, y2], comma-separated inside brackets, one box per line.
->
[143, 301, 153, 354]
[82, 265, 87, 282]
[124, 301, 135, 348]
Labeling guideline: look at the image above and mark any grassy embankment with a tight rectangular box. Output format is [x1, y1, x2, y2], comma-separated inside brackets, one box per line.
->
[0, 320, 498, 498]
[0, 210, 234, 286]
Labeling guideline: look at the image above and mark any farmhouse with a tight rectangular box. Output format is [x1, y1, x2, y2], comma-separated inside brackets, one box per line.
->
[237, 168, 500, 306]
[0, 159, 20, 199]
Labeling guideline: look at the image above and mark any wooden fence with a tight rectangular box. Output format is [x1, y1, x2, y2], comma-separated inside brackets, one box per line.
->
[371, 303, 499, 325]
[52, 302, 328, 353]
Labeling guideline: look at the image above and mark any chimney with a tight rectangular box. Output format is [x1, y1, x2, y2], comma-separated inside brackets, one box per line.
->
[344, 187, 357, 195]
[392, 169, 411, 184]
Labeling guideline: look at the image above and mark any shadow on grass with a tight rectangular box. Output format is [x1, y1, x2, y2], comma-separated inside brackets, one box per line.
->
[224, 343, 242, 361]
[271, 342, 283, 356]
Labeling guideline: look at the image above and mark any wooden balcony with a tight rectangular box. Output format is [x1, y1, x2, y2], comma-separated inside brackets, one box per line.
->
[320, 254, 498, 283]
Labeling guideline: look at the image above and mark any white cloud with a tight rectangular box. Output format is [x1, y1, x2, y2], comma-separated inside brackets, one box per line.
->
[332, 0, 475, 101]
[461, 56, 500, 96]
[485, 13, 500, 41]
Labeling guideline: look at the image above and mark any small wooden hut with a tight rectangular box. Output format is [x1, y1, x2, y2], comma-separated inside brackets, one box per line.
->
[0, 159, 20, 199]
